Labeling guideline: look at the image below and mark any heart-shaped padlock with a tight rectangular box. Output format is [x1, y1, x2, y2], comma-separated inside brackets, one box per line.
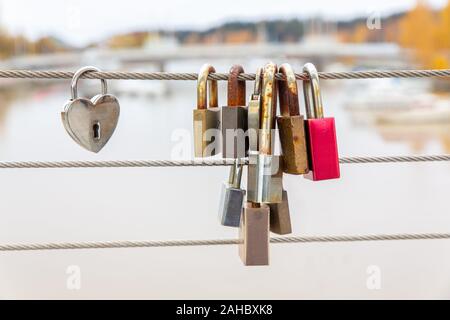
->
[61, 66, 120, 153]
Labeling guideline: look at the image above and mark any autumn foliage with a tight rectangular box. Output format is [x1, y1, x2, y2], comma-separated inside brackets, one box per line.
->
[400, 0, 450, 68]
[341, 0, 450, 68]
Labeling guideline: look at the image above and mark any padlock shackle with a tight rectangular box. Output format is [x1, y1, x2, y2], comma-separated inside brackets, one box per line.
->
[260, 62, 277, 156]
[302, 63, 324, 119]
[197, 64, 218, 110]
[252, 68, 263, 99]
[278, 64, 300, 117]
[228, 158, 244, 188]
[71, 66, 107, 100]
[227, 65, 246, 107]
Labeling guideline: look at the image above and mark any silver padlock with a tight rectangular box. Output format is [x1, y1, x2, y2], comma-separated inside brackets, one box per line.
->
[247, 154, 283, 203]
[218, 159, 245, 227]
[247, 62, 283, 204]
[61, 66, 120, 153]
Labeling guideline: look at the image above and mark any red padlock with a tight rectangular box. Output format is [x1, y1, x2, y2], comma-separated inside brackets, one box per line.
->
[302, 63, 340, 181]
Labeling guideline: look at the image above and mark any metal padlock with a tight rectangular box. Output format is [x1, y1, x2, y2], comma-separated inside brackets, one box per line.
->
[247, 62, 283, 204]
[61, 66, 120, 153]
[218, 159, 245, 227]
[222, 65, 248, 158]
[268, 189, 292, 235]
[239, 202, 270, 266]
[247, 68, 263, 154]
[303, 63, 340, 181]
[277, 64, 309, 175]
[193, 64, 220, 157]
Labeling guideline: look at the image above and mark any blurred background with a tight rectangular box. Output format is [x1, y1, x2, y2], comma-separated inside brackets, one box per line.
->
[0, 0, 449, 299]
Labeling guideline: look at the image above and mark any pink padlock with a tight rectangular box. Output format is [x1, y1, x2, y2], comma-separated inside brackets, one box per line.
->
[302, 63, 340, 181]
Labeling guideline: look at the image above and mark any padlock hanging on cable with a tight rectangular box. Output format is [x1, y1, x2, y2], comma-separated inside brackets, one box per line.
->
[247, 62, 283, 204]
[218, 158, 245, 228]
[240, 63, 285, 266]
[276, 63, 309, 175]
[61, 66, 120, 153]
[193, 64, 221, 157]
[221, 65, 248, 158]
[302, 63, 340, 181]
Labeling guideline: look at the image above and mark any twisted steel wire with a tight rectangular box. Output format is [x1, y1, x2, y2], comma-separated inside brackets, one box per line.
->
[0, 155, 448, 169]
[0, 69, 448, 81]
[1, 233, 450, 252]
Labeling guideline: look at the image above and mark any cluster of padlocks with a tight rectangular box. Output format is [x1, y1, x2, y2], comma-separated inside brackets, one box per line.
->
[58, 62, 340, 266]
[193, 62, 340, 266]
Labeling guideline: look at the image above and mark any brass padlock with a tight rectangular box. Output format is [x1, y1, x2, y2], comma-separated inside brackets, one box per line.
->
[221, 65, 248, 158]
[218, 159, 245, 227]
[247, 68, 263, 154]
[247, 62, 283, 204]
[277, 63, 309, 175]
[268, 189, 292, 235]
[193, 64, 220, 157]
[239, 202, 270, 266]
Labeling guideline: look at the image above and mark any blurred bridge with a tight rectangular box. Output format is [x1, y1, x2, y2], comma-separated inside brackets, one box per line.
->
[0, 38, 407, 73]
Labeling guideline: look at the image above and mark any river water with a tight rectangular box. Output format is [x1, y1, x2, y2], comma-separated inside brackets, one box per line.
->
[0, 60, 450, 299]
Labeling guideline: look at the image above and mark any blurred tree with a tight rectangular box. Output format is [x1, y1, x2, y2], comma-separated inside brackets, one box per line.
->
[399, 0, 450, 68]
[34, 37, 67, 54]
[107, 32, 149, 49]
[350, 23, 369, 43]
[436, 1, 450, 51]
[224, 30, 256, 44]
[0, 31, 15, 58]
[399, 0, 437, 67]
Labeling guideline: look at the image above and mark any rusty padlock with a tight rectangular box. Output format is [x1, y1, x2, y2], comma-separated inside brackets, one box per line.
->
[303, 63, 340, 181]
[268, 189, 292, 235]
[221, 65, 248, 158]
[277, 63, 309, 175]
[239, 202, 270, 266]
[193, 64, 220, 157]
[247, 62, 283, 204]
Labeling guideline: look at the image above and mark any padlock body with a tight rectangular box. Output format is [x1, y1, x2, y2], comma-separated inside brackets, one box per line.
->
[305, 117, 340, 181]
[239, 202, 270, 266]
[247, 154, 283, 204]
[193, 108, 220, 157]
[221, 106, 248, 158]
[218, 182, 245, 227]
[277, 115, 309, 175]
[247, 97, 260, 153]
[268, 190, 292, 235]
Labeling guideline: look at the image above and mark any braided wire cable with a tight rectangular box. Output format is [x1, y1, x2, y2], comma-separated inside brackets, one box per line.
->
[1, 233, 450, 252]
[0, 69, 448, 81]
[0, 155, 448, 169]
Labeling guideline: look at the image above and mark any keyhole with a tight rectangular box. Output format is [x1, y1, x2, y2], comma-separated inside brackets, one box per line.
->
[93, 122, 101, 141]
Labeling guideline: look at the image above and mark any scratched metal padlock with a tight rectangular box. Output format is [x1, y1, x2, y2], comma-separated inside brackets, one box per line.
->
[221, 65, 248, 158]
[247, 67, 263, 154]
[268, 189, 292, 235]
[239, 202, 270, 266]
[302, 63, 340, 181]
[218, 159, 245, 227]
[247, 62, 282, 204]
[61, 66, 120, 153]
[277, 63, 309, 175]
[193, 64, 221, 157]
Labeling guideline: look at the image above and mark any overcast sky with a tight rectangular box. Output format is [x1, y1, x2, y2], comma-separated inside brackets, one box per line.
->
[0, 0, 447, 46]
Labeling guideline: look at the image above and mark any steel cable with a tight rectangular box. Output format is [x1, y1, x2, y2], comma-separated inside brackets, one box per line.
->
[0, 69, 448, 81]
[0, 155, 448, 169]
[1, 233, 450, 252]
